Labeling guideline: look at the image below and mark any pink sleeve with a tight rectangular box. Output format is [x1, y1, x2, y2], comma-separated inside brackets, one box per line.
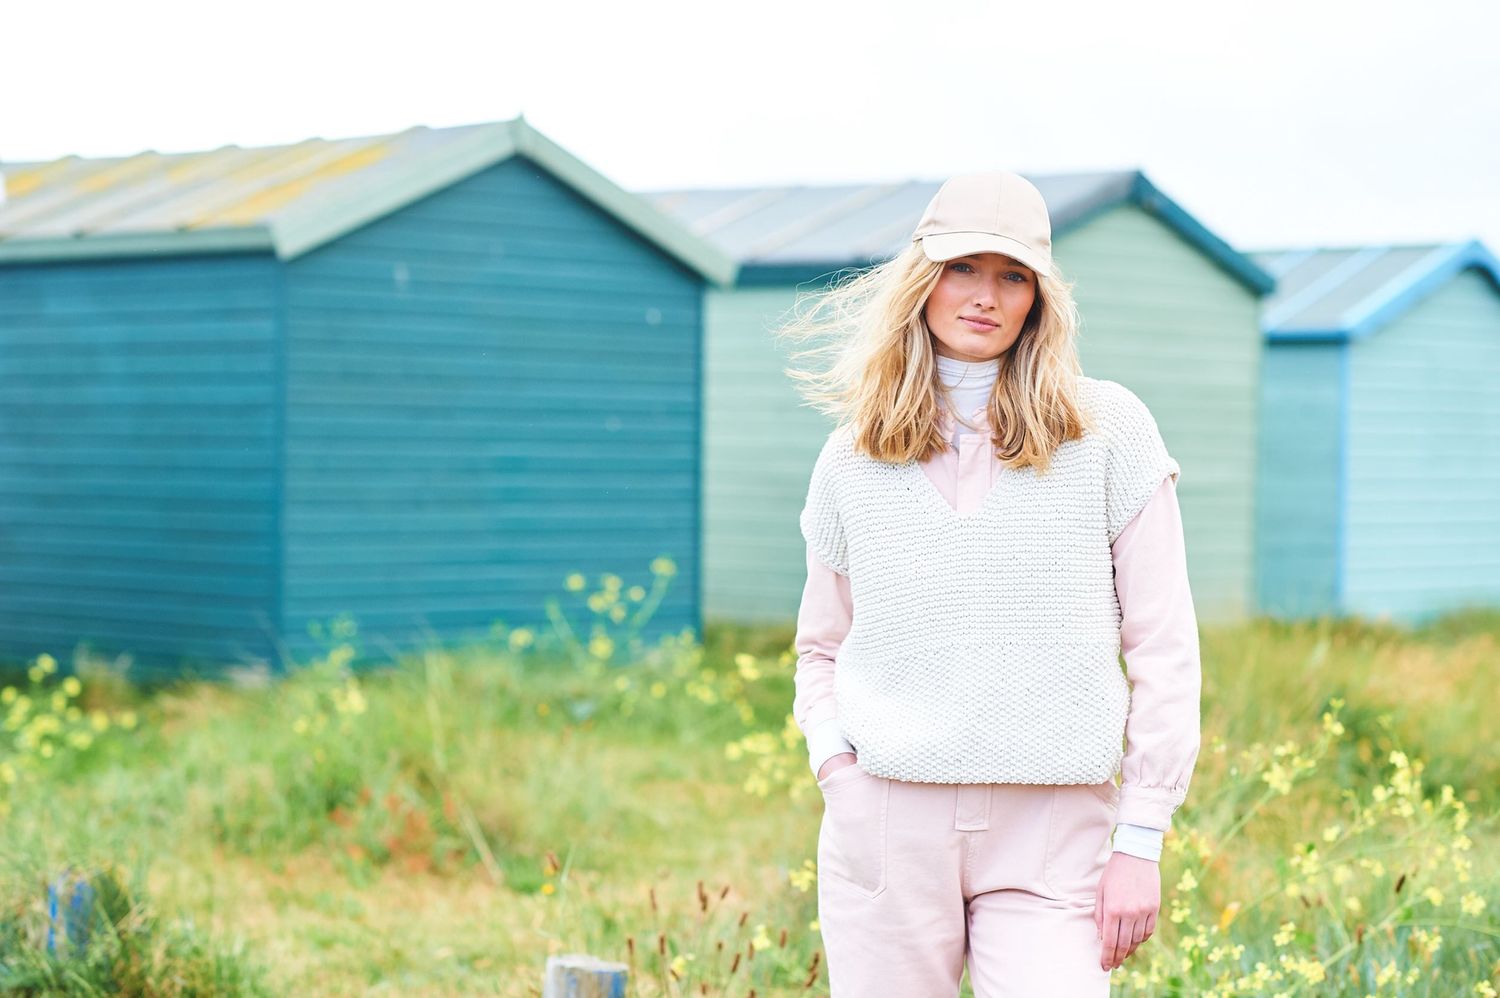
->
[793, 545, 857, 776]
[1110, 475, 1202, 832]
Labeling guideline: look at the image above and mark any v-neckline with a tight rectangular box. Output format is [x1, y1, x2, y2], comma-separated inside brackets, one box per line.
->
[901, 450, 1007, 522]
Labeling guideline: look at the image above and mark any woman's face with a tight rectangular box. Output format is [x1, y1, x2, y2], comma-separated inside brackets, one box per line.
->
[923, 252, 1037, 362]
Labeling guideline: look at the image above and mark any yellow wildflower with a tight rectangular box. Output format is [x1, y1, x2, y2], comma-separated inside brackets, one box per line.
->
[789, 858, 817, 893]
[1408, 926, 1441, 960]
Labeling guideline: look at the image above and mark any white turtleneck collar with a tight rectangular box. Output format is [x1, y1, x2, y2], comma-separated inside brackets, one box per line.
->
[936, 354, 999, 447]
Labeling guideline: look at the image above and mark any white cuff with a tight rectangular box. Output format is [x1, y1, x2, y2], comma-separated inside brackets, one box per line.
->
[806, 718, 856, 777]
[1111, 822, 1165, 862]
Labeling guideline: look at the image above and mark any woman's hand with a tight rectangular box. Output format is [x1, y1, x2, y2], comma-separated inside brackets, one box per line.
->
[1094, 853, 1160, 971]
[817, 752, 858, 781]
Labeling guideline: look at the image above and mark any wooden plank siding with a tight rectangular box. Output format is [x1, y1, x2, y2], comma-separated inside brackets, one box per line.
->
[279, 158, 704, 664]
[1066, 203, 1263, 623]
[1254, 342, 1344, 618]
[0, 253, 282, 674]
[700, 286, 830, 622]
[1343, 268, 1500, 622]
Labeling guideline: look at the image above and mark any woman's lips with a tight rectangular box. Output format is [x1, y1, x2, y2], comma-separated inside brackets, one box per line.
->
[960, 316, 998, 331]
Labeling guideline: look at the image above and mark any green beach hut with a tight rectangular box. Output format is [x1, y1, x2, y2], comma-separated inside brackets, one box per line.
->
[645, 172, 1275, 627]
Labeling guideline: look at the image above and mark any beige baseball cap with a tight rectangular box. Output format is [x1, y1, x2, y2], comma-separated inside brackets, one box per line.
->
[912, 170, 1052, 274]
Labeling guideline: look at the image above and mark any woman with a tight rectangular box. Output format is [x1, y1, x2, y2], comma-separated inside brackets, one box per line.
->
[781, 171, 1202, 996]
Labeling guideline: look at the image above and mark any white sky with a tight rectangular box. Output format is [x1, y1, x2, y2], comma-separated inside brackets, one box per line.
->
[4, 0, 1498, 255]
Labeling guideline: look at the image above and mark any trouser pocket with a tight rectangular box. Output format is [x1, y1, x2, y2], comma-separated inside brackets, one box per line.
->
[817, 765, 890, 899]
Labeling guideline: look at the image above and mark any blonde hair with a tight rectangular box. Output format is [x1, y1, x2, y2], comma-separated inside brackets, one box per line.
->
[777, 241, 1093, 473]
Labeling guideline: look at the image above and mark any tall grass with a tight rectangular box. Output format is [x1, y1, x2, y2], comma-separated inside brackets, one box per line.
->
[0, 566, 1495, 995]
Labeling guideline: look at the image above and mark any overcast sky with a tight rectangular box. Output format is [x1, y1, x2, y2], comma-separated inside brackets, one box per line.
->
[4, 0, 1497, 255]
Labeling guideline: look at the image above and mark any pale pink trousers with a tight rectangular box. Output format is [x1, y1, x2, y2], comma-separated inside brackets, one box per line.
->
[816, 763, 1117, 997]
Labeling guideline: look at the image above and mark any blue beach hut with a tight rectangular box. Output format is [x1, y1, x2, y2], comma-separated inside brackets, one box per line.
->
[1250, 240, 1500, 623]
[0, 118, 734, 675]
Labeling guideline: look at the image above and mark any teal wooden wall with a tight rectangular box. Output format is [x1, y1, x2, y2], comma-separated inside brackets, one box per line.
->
[1255, 342, 1344, 617]
[702, 202, 1263, 625]
[0, 254, 282, 673]
[1343, 268, 1500, 623]
[0, 156, 706, 675]
[282, 158, 704, 664]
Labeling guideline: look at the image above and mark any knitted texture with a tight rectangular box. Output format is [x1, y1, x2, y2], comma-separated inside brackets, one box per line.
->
[798, 376, 1181, 785]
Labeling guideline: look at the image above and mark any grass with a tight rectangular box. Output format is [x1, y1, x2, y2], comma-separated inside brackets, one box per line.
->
[0, 575, 1497, 995]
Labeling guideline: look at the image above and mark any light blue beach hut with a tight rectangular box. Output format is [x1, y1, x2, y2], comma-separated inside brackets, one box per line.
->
[1250, 240, 1500, 623]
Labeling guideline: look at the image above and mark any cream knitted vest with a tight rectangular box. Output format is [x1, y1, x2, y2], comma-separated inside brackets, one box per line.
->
[799, 376, 1181, 785]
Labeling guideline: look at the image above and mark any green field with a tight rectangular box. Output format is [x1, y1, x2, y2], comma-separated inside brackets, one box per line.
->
[1, 569, 1497, 996]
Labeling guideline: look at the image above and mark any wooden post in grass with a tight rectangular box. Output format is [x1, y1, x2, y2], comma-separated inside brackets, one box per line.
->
[542, 954, 628, 997]
[46, 869, 96, 956]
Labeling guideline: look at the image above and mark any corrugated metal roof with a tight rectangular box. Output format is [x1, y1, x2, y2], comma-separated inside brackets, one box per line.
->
[0, 119, 737, 284]
[1248, 241, 1500, 340]
[640, 170, 1275, 294]
[1, 124, 469, 239]
[642, 171, 1133, 266]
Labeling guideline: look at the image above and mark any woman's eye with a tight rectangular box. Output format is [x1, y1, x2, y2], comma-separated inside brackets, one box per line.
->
[950, 263, 973, 273]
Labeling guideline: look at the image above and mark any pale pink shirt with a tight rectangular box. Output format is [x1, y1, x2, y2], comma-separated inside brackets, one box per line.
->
[793, 403, 1202, 863]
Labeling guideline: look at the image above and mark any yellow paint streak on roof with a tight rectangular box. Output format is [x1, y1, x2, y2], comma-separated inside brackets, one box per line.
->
[77, 152, 165, 192]
[163, 146, 246, 183]
[193, 142, 393, 228]
[4, 156, 82, 199]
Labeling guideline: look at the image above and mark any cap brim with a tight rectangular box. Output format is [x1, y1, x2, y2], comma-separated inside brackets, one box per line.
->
[918, 232, 1049, 274]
